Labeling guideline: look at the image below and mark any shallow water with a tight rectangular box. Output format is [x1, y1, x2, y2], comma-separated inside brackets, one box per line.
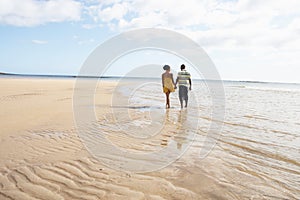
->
[93, 79, 300, 199]
[211, 82, 300, 199]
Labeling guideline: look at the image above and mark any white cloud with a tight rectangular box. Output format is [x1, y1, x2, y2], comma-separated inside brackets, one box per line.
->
[77, 38, 95, 45]
[85, 0, 300, 49]
[84, 0, 300, 82]
[86, 0, 239, 29]
[0, 0, 82, 26]
[31, 40, 48, 45]
[72, 34, 95, 45]
[98, 2, 129, 22]
[2, 0, 299, 82]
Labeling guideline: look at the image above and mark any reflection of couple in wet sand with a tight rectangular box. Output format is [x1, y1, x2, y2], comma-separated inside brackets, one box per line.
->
[161, 109, 189, 150]
[161, 64, 192, 109]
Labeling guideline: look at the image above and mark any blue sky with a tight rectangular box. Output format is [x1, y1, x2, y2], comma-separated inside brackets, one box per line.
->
[1, 0, 300, 83]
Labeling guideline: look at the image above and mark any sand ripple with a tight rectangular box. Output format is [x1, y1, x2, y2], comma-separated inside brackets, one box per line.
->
[0, 156, 200, 200]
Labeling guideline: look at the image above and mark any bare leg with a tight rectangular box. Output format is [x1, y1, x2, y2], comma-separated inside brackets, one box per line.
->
[184, 87, 188, 108]
[180, 99, 183, 109]
[184, 97, 188, 107]
[166, 92, 170, 108]
[179, 86, 186, 109]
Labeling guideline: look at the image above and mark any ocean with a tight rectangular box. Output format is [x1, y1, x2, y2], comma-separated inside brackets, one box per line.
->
[93, 78, 300, 199]
[3, 74, 299, 198]
[1, 74, 298, 199]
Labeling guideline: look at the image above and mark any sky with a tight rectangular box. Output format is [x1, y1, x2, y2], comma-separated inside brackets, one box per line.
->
[0, 0, 300, 83]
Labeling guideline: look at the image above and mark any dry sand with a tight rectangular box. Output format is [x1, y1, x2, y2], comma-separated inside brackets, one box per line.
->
[0, 77, 234, 200]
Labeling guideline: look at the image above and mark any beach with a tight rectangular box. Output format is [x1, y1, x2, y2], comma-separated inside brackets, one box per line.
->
[0, 77, 299, 199]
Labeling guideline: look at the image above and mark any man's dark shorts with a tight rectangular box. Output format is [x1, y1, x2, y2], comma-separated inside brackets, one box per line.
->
[179, 86, 188, 101]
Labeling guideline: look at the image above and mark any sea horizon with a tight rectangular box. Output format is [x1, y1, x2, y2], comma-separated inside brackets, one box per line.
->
[1, 71, 300, 86]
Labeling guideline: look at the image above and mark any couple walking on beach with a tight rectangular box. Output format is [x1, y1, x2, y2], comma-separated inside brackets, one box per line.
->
[162, 64, 192, 109]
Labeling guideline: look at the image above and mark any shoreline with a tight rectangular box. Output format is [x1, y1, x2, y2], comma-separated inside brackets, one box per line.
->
[1, 73, 300, 85]
[0, 77, 206, 199]
[0, 77, 299, 199]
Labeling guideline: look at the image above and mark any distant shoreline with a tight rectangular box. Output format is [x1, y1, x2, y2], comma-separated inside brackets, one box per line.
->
[0, 72, 299, 85]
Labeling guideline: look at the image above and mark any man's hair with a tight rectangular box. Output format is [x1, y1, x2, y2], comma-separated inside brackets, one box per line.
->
[163, 65, 170, 70]
[180, 64, 186, 70]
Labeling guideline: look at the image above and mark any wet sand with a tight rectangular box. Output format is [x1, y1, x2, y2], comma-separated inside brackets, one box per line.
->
[0, 77, 299, 199]
[0, 78, 206, 200]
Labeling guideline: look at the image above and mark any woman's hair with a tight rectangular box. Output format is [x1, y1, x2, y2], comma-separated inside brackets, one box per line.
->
[181, 64, 186, 70]
[163, 65, 170, 70]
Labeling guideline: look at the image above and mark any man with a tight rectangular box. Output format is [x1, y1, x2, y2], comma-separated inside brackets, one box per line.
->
[175, 64, 192, 108]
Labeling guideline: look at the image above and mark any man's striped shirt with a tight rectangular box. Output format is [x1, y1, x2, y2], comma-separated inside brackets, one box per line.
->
[177, 70, 191, 87]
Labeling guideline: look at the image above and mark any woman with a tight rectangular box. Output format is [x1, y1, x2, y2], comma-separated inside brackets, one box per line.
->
[162, 65, 176, 108]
